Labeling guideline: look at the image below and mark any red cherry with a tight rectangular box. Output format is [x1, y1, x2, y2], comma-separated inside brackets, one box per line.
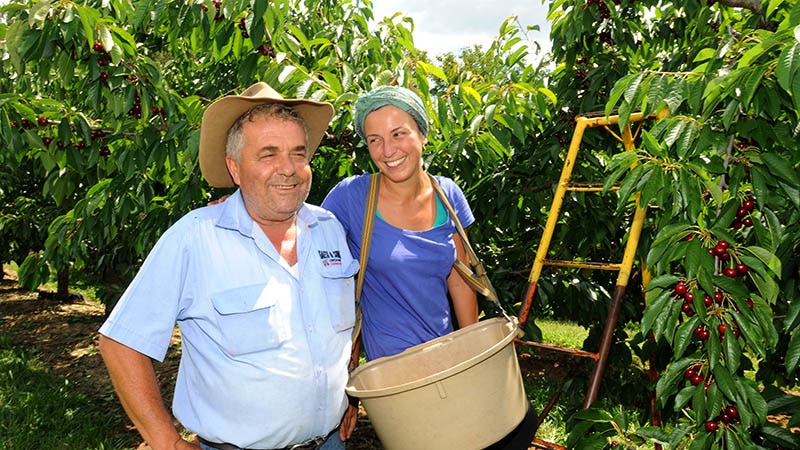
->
[743, 217, 753, 227]
[703, 295, 713, 307]
[685, 368, 696, 379]
[93, 42, 104, 52]
[725, 405, 739, 418]
[37, 116, 48, 126]
[736, 263, 749, 275]
[714, 291, 724, 304]
[743, 198, 756, 211]
[746, 299, 754, 309]
[723, 267, 738, 277]
[674, 281, 687, 296]
[694, 325, 704, 337]
[681, 302, 694, 314]
[705, 421, 719, 432]
[718, 324, 726, 335]
[732, 327, 741, 338]
[736, 207, 748, 218]
[731, 220, 743, 230]
[691, 374, 704, 385]
[700, 329, 710, 340]
[720, 413, 732, 423]
[685, 292, 694, 302]
[42, 137, 53, 146]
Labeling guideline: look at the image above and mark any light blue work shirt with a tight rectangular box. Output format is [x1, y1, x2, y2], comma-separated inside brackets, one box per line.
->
[99, 190, 357, 448]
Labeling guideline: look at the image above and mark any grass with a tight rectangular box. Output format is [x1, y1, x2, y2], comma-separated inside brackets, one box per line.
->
[538, 317, 590, 348]
[0, 336, 134, 450]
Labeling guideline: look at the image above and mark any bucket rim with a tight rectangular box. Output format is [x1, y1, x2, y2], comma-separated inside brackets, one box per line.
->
[345, 317, 519, 398]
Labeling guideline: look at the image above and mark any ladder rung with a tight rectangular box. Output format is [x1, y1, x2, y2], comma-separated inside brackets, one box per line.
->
[516, 339, 600, 361]
[564, 182, 619, 192]
[541, 259, 622, 271]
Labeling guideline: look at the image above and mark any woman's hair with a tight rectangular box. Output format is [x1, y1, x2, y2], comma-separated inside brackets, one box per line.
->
[353, 85, 428, 141]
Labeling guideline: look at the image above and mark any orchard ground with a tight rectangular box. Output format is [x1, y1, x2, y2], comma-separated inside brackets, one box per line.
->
[0, 266, 581, 450]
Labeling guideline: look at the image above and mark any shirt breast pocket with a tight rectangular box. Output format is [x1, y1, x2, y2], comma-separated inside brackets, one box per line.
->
[321, 263, 358, 333]
[210, 284, 286, 356]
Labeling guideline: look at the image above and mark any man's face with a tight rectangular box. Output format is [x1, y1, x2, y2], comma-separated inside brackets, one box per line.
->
[226, 116, 312, 225]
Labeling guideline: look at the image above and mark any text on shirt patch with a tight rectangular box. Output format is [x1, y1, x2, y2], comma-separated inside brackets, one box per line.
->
[318, 250, 342, 267]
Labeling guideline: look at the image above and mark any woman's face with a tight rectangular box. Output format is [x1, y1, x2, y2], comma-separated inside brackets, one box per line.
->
[363, 105, 427, 181]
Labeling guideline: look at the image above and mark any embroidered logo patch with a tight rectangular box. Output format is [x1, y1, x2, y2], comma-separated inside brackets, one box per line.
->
[318, 250, 342, 267]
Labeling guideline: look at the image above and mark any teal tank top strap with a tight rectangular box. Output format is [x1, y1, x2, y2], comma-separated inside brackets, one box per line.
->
[375, 194, 447, 228]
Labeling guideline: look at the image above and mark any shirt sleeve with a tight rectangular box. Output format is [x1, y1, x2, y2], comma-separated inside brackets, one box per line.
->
[437, 176, 475, 230]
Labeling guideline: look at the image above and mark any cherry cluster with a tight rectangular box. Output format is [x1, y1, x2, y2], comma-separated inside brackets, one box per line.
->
[684, 363, 706, 386]
[705, 405, 741, 432]
[11, 114, 110, 157]
[674, 279, 745, 340]
[128, 92, 143, 119]
[237, 17, 249, 38]
[585, 0, 612, 19]
[202, 1, 224, 21]
[731, 197, 756, 230]
[93, 42, 112, 82]
[708, 239, 749, 278]
[257, 43, 276, 58]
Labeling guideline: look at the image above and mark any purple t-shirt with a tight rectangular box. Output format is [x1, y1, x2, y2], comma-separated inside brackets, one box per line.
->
[322, 173, 475, 360]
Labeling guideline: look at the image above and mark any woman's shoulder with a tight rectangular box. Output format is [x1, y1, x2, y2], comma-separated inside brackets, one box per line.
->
[431, 174, 466, 197]
[331, 172, 372, 192]
[323, 173, 372, 212]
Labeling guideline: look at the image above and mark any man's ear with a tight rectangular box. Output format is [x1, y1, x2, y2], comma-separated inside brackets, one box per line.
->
[225, 156, 240, 186]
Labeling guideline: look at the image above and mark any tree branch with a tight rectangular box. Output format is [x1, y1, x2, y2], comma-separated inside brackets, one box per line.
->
[712, 0, 762, 14]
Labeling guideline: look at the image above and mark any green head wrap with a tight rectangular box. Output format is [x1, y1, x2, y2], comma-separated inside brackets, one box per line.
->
[353, 85, 428, 141]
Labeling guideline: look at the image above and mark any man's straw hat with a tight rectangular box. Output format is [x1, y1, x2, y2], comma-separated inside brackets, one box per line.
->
[199, 82, 334, 188]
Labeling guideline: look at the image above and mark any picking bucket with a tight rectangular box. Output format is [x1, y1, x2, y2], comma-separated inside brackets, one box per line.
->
[346, 317, 528, 450]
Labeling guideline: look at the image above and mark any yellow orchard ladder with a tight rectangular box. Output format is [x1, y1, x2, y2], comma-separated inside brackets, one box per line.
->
[516, 111, 656, 450]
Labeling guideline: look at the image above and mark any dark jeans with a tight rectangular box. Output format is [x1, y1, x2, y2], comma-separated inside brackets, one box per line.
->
[484, 402, 539, 450]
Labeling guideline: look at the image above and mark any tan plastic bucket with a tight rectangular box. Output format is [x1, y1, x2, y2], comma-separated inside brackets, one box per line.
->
[346, 317, 528, 450]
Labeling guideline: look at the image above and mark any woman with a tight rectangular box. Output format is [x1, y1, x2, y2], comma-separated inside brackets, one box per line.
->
[321, 85, 479, 361]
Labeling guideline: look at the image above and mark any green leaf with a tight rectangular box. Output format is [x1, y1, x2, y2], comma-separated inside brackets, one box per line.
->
[417, 61, 448, 83]
[642, 289, 672, 337]
[759, 423, 800, 449]
[786, 328, 800, 375]
[656, 357, 694, 400]
[729, 309, 767, 359]
[573, 408, 614, 422]
[760, 152, 800, 186]
[722, 330, 741, 373]
[674, 315, 700, 358]
[739, 65, 768, 108]
[776, 43, 800, 91]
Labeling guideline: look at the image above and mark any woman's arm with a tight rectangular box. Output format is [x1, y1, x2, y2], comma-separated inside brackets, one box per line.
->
[447, 232, 479, 328]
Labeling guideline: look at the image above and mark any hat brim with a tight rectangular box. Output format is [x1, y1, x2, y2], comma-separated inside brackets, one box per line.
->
[199, 84, 334, 188]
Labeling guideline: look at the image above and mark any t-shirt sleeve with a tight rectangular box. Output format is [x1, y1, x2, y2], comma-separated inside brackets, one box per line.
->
[438, 176, 475, 230]
[321, 175, 369, 251]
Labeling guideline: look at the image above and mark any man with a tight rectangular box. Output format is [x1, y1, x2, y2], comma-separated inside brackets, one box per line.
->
[99, 82, 357, 450]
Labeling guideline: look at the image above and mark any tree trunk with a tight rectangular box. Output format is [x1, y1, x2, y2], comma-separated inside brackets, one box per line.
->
[56, 267, 70, 300]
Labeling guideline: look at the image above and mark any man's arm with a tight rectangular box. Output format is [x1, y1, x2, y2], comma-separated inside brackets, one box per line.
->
[99, 335, 198, 450]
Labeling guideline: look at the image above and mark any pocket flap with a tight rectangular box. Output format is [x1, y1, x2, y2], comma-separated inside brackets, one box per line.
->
[210, 283, 283, 315]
